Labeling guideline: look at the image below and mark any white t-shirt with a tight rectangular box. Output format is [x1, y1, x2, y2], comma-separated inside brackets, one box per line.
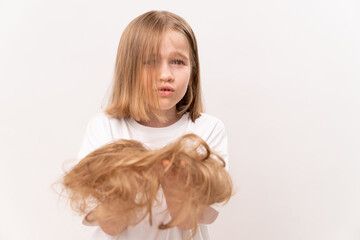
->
[78, 112, 229, 240]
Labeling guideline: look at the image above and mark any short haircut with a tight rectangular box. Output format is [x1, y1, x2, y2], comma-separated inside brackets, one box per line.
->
[105, 10, 203, 122]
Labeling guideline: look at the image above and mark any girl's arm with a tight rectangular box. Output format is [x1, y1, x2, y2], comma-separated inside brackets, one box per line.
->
[161, 185, 218, 230]
[160, 160, 219, 230]
[77, 115, 129, 235]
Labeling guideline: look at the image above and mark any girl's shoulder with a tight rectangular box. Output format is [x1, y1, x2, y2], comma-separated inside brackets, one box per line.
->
[189, 113, 227, 146]
[193, 113, 226, 131]
[86, 112, 127, 132]
[86, 112, 111, 127]
[191, 113, 229, 169]
[196, 112, 224, 122]
[78, 112, 126, 159]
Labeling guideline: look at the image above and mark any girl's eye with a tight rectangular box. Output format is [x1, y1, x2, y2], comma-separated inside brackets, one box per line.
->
[171, 59, 184, 65]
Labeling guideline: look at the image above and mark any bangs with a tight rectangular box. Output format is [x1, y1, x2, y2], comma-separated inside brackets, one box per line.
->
[136, 27, 166, 122]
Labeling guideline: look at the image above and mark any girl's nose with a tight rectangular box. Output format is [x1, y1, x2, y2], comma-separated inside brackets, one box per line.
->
[159, 63, 174, 82]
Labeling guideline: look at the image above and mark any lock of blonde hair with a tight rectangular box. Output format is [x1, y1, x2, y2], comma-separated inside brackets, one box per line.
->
[62, 134, 233, 236]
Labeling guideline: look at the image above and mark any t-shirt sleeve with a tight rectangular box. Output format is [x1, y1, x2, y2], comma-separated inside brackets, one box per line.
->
[207, 120, 230, 213]
[206, 120, 229, 171]
[77, 114, 113, 160]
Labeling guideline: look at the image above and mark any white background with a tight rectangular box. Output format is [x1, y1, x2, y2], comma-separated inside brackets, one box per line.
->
[1, 0, 359, 239]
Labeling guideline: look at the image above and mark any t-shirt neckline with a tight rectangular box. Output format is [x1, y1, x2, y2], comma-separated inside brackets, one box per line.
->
[126, 113, 189, 137]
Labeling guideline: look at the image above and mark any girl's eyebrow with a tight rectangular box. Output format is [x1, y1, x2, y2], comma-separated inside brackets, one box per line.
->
[169, 51, 189, 60]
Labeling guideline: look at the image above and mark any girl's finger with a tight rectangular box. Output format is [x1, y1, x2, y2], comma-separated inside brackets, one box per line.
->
[162, 159, 170, 167]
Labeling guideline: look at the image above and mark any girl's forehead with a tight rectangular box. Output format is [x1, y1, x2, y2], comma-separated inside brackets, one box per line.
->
[158, 30, 190, 57]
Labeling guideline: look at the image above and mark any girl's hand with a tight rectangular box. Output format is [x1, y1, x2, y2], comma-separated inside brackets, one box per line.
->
[160, 159, 187, 193]
[160, 159, 197, 230]
[86, 205, 129, 236]
[162, 159, 186, 167]
[160, 159, 219, 229]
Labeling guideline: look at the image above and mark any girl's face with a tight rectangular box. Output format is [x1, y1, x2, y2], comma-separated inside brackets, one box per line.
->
[143, 30, 191, 116]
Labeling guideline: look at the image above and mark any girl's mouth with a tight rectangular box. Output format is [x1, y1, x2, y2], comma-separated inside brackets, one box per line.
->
[158, 86, 174, 96]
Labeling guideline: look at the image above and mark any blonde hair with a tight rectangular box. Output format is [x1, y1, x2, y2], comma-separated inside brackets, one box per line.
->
[105, 10, 203, 122]
[62, 134, 232, 237]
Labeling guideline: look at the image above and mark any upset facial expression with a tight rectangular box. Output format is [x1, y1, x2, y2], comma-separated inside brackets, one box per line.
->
[143, 30, 191, 114]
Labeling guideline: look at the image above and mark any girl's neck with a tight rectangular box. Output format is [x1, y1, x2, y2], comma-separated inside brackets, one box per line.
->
[137, 109, 182, 128]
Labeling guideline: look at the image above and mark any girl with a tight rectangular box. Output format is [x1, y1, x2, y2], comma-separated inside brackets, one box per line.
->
[77, 10, 229, 240]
